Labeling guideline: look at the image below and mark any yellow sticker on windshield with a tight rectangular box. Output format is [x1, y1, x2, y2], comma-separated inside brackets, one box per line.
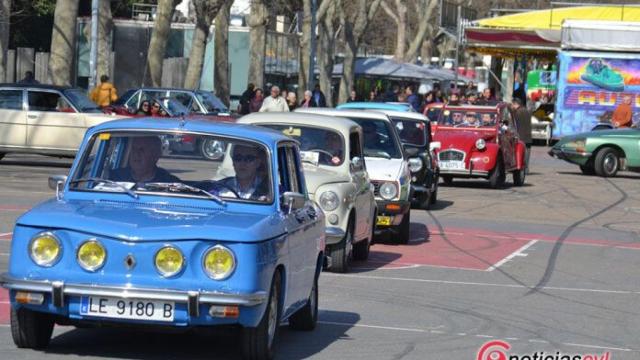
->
[99, 133, 111, 140]
[282, 127, 301, 137]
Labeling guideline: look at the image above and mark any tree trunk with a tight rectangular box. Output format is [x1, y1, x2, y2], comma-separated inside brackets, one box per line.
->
[404, 0, 438, 63]
[97, 0, 113, 80]
[146, 0, 175, 87]
[49, 0, 80, 86]
[339, 40, 357, 105]
[0, 0, 9, 83]
[297, 0, 312, 99]
[318, 1, 337, 107]
[214, 1, 231, 106]
[248, 0, 268, 89]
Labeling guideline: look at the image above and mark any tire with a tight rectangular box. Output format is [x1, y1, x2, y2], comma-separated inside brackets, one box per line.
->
[397, 211, 411, 244]
[580, 164, 595, 175]
[429, 184, 438, 205]
[353, 217, 374, 261]
[10, 307, 54, 349]
[242, 273, 281, 360]
[594, 147, 620, 177]
[200, 139, 225, 160]
[512, 168, 526, 186]
[416, 192, 431, 210]
[288, 271, 318, 331]
[330, 220, 353, 273]
[0, 153, 5, 161]
[442, 176, 453, 186]
[488, 157, 506, 189]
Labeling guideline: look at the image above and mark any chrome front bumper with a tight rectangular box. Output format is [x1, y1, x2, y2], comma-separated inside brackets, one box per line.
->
[325, 227, 346, 245]
[1, 273, 267, 317]
[439, 169, 489, 177]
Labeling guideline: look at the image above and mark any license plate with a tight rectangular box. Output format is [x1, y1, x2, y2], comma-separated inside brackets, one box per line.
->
[438, 160, 465, 170]
[80, 296, 175, 322]
[376, 216, 392, 226]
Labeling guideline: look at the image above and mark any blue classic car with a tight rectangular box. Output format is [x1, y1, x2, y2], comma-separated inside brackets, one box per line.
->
[1, 118, 325, 360]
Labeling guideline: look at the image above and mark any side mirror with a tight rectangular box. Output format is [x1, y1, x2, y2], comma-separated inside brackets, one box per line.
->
[429, 141, 441, 151]
[48, 175, 67, 200]
[350, 156, 363, 170]
[281, 191, 305, 213]
[403, 145, 419, 158]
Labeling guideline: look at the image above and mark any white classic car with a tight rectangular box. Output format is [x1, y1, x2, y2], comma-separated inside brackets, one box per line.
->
[297, 108, 413, 244]
[0, 84, 126, 160]
[238, 112, 377, 272]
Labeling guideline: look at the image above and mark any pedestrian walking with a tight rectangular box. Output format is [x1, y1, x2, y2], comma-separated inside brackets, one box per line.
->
[239, 83, 255, 115]
[286, 92, 298, 111]
[511, 98, 532, 173]
[249, 89, 264, 113]
[17, 71, 39, 84]
[312, 84, 327, 107]
[89, 75, 118, 107]
[300, 90, 316, 108]
[259, 86, 290, 112]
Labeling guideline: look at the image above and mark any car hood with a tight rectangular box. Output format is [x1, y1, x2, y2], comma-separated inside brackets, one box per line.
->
[17, 199, 284, 243]
[365, 157, 405, 181]
[303, 165, 350, 194]
[434, 129, 496, 149]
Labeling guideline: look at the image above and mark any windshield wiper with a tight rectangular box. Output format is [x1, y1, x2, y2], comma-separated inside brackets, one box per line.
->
[364, 151, 392, 159]
[143, 182, 226, 206]
[69, 178, 139, 199]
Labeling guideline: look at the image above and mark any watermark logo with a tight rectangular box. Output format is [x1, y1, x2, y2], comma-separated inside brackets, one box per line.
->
[477, 340, 511, 360]
[476, 340, 612, 360]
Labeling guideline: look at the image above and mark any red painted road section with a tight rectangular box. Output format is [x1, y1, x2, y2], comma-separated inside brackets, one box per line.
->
[0, 289, 9, 325]
[0, 205, 30, 212]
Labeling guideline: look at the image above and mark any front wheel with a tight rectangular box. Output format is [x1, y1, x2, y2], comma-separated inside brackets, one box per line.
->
[288, 272, 318, 331]
[330, 221, 353, 273]
[441, 176, 453, 186]
[488, 158, 506, 189]
[242, 273, 281, 360]
[353, 216, 374, 261]
[200, 139, 225, 161]
[397, 211, 411, 244]
[594, 148, 620, 177]
[580, 164, 596, 175]
[10, 307, 54, 349]
[512, 168, 526, 186]
[0, 153, 5, 161]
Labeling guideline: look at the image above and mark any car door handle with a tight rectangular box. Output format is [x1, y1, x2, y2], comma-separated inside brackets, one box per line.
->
[28, 114, 39, 119]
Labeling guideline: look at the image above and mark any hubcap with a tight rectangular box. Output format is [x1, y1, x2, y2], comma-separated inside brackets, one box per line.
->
[603, 154, 617, 174]
[267, 286, 278, 346]
[203, 140, 224, 160]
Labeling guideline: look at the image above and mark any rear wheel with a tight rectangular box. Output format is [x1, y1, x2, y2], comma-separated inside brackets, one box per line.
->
[488, 157, 506, 189]
[10, 307, 54, 349]
[330, 221, 353, 273]
[397, 211, 411, 244]
[242, 273, 281, 360]
[594, 147, 620, 177]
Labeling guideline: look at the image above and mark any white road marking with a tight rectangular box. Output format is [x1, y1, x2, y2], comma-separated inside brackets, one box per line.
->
[486, 239, 538, 271]
[323, 273, 640, 295]
[0, 232, 12, 237]
[318, 320, 635, 352]
[0, 253, 9, 256]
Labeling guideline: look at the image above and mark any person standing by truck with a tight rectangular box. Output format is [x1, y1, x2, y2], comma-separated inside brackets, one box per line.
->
[512, 98, 532, 173]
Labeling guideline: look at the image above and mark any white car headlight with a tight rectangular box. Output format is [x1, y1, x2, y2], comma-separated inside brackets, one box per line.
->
[319, 191, 340, 211]
[379, 182, 398, 200]
[475, 138, 486, 150]
[408, 157, 423, 173]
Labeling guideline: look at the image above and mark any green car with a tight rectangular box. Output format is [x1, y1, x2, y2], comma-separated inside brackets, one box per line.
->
[549, 129, 640, 177]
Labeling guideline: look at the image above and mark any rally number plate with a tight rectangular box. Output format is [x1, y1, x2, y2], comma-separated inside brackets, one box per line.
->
[80, 296, 175, 322]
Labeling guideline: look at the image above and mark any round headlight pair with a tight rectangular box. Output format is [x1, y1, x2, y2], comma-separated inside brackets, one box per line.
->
[379, 182, 398, 200]
[408, 157, 424, 173]
[319, 191, 340, 212]
[476, 138, 486, 150]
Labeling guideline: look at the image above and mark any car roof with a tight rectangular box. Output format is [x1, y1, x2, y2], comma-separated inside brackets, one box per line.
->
[0, 83, 73, 91]
[87, 118, 291, 147]
[133, 88, 210, 93]
[237, 112, 360, 133]
[367, 109, 428, 121]
[443, 103, 505, 112]
[296, 107, 391, 122]
[336, 102, 413, 112]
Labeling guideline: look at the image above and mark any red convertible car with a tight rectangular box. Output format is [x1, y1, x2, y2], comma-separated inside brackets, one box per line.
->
[432, 103, 527, 188]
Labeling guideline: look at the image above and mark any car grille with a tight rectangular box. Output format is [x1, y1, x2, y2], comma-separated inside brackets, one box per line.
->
[371, 181, 381, 197]
[438, 149, 465, 161]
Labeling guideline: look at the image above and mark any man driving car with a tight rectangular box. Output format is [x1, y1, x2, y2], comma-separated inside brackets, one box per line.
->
[211, 144, 269, 201]
[111, 136, 179, 183]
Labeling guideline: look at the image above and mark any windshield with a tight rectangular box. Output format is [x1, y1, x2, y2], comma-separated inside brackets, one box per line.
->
[70, 131, 272, 204]
[157, 97, 190, 116]
[112, 89, 136, 106]
[439, 110, 497, 128]
[260, 124, 345, 166]
[64, 89, 102, 113]
[196, 91, 228, 114]
[391, 117, 427, 147]
[346, 117, 402, 159]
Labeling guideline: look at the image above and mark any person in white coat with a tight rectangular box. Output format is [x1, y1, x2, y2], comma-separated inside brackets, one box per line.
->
[259, 86, 290, 112]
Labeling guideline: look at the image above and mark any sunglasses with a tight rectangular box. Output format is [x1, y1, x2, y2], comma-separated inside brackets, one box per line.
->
[232, 154, 258, 163]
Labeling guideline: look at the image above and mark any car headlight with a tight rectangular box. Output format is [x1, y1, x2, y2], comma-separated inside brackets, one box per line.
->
[379, 182, 398, 200]
[29, 232, 62, 267]
[408, 157, 423, 173]
[203, 245, 236, 280]
[475, 138, 486, 150]
[154, 246, 184, 277]
[563, 138, 586, 152]
[77, 240, 107, 271]
[319, 191, 340, 212]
